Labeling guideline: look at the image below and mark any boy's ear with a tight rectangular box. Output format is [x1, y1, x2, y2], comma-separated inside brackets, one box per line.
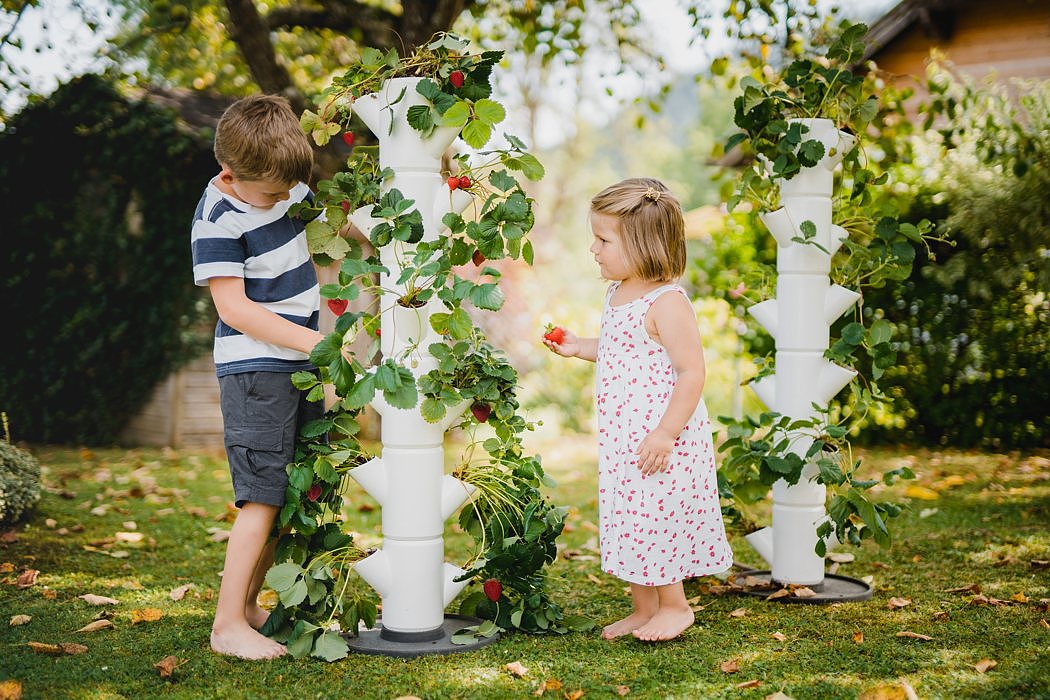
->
[218, 164, 235, 184]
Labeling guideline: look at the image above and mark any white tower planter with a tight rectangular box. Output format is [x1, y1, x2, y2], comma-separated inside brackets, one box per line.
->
[341, 77, 491, 651]
[745, 118, 865, 589]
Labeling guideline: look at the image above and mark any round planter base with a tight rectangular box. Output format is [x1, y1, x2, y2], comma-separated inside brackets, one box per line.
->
[343, 614, 499, 658]
[732, 570, 873, 604]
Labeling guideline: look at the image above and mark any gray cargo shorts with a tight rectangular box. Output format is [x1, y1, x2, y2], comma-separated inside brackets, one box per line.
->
[218, 370, 322, 508]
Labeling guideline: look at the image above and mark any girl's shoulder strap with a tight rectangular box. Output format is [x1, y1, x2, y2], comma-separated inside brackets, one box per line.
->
[604, 281, 620, 304]
[641, 283, 687, 306]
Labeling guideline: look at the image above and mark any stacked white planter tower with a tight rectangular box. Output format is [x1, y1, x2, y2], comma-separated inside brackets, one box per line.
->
[342, 78, 491, 653]
[742, 118, 870, 598]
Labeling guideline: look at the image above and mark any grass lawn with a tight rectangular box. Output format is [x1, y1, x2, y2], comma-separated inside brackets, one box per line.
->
[1, 437, 1047, 699]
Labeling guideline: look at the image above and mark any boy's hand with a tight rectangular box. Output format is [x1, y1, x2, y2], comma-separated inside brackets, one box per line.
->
[635, 427, 675, 476]
[543, 326, 579, 357]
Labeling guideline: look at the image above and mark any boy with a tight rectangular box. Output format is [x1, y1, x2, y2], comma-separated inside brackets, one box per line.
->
[191, 94, 324, 659]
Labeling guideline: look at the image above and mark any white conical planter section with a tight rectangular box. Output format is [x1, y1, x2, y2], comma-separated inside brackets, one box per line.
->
[346, 77, 480, 638]
[748, 117, 861, 586]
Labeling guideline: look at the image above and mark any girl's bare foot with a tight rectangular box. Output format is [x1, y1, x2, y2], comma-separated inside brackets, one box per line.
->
[245, 603, 271, 630]
[602, 611, 655, 640]
[211, 624, 287, 659]
[631, 607, 694, 642]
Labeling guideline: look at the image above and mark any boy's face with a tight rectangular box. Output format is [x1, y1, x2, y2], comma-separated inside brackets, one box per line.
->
[218, 166, 296, 209]
[589, 211, 632, 281]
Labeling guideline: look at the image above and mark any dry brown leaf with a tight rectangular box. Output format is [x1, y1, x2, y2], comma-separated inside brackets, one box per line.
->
[169, 584, 194, 601]
[44, 518, 57, 529]
[0, 531, 18, 544]
[41, 589, 56, 600]
[887, 597, 912, 609]
[728, 608, 747, 618]
[210, 530, 231, 543]
[15, 570, 39, 589]
[736, 680, 761, 689]
[586, 574, 603, 585]
[859, 681, 919, 700]
[115, 532, 144, 544]
[505, 661, 529, 677]
[793, 587, 816, 598]
[1031, 560, 1049, 570]
[765, 693, 795, 700]
[896, 630, 934, 641]
[79, 594, 120, 605]
[827, 552, 855, 563]
[154, 655, 185, 678]
[0, 562, 13, 574]
[720, 658, 740, 673]
[932, 611, 950, 621]
[1040, 619, 1049, 629]
[1011, 592, 1029, 603]
[766, 589, 791, 601]
[77, 619, 115, 633]
[564, 691, 584, 700]
[27, 642, 63, 655]
[9, 615, 31, 626]
[946, 583, 981, 595]
[613, 686, 630, 696]
[771, 631, 788, 641]
[852, 631, 864, 644]
[0, 680, 22, 700]
[131, 608, 164, 624]
[974, 659, 997, 673]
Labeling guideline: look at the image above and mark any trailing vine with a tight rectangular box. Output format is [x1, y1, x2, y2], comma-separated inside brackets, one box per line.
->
[258, 34, 586, 662]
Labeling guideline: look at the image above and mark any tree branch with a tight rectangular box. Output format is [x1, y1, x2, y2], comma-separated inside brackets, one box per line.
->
[266, 1, 401, 50]
[223, 0, 297, 100]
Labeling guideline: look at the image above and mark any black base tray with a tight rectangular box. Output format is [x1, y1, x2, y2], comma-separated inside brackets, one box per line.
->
[732, 570, 873, 603]
[344, 614, 499, 658]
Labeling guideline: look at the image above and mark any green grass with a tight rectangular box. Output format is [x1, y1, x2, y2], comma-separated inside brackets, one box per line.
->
[1, 439, 1048, 699]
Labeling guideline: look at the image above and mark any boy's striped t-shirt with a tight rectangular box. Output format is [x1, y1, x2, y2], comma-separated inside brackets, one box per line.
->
[190, 180, 320, 377]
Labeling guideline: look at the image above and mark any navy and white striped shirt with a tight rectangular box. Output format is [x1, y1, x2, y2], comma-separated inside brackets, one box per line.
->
[191, 179, 319, 377]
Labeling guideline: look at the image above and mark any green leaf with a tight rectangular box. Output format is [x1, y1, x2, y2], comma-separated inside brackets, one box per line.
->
[286, 628, 319, 658]
[470, 283, 505, 311]
[488, 169, 517, 192]
[420, 396, 447, 423]
[280, 578, 309, 607]
[448, 307, 473, 339]
[288, 464, 313, 492]
[406, 104, 434, 133]
[514, 153, 545, 181]
[291, 371, 320, 391]
[265, 562, 303, 592]
[440, 101, 471, 127]
[474, 99, 506, 126]
[461, 119, 492, 148]
[869, 319, 893, 345]
[312, 631, 349, 662]
[345, 374, 376, 409]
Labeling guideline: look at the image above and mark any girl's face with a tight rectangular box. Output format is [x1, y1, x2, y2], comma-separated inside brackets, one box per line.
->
[589, 211, 633, 281]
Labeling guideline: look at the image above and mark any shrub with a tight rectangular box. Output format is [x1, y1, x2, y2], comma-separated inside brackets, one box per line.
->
[0, 440, 41, 524]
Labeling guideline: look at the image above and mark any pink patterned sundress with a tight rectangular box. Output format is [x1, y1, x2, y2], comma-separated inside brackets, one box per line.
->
[595, 282, 733, 586]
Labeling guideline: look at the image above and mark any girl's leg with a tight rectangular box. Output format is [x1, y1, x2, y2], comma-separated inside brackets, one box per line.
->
[602, 583, 659, 640]
[211, 502, 287, 659]
[632, 581, 694, 641]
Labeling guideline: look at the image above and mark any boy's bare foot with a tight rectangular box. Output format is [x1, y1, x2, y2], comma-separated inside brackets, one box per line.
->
[246, 603, 271, 630]
[602, 611, 655, 640]
[631, 607, 695, 642]
[211, 624, 287, 659]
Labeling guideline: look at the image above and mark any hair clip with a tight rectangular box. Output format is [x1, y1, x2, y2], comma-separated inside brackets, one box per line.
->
[643, 187, 662, 202]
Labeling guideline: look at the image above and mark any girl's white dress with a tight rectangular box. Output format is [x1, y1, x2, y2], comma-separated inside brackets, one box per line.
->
[595, 283, 733, 586]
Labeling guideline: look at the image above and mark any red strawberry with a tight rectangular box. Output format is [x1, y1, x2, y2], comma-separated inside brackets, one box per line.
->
[472, 249, 485, 267]
[327, 298, 349, 316]
[458, 175, 471, 189]
[340, 201, 351, 214]
[449, 70, 465, 88]
[447, 176, 460, 190]
[543, 325, 565, 344]
[307, 483, 322, 502]
[482, 578, 502, 601]
[471, 402, 491, 423]
[375, 327, 381, 337]
[342, 132, 355, 147]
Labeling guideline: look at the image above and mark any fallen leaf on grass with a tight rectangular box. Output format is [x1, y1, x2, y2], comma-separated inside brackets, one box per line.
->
[852, 631, 864, 644]
[736, 680, 761, 689]
[41, 590, 56, 600]
[1, 530, 18, 544]
[16, 570, 39, 589]
[131, 608, 164, 624]
[77, 619, 115, 632]
[1040, 619, 1049, 629]
[905, 485, 939, 500]
[896, 631, 934, 641]
[613, 686, 630, 696]
[720, 659, 740, 673]
[79, 594, 120, 605]
[771, 631, 787, 641]
[586, 574, 603, 585]
[793, 587, 816, 598]
[169, 584, 194, 601]
[827, 552, 855, 563]
[858, 681, 919, 700]
[154, 655, 186, 678]
[945, 583, 981, 595]
[0, 563, 13, 574]
[974, 659, 997, 673]
[932, 611, 950, 621]
[728, 608, 747, 618]
[209, 529, 231, 543]
[887, 597, 912, 609]
[505, 661, 528, 677]
[533, 678, 562, 695]
[115, 532, 144, 544]
[0, 679, 22, 700]
[45, 519, 57, 528]
[766, 589, 791, 601]
[564, 690, 584, 700]
[28, 642, 88, 655]
[765, 692, 795, 700]
[1011, 592, 1028, 603]
[9, 615, 31, 626]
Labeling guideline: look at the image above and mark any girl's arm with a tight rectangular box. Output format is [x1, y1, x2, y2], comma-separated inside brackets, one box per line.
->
[635, 292, 707, 475]
[544, 329, 598, 363]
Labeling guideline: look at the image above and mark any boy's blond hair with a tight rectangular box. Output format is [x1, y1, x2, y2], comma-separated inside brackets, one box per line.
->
[590, 177, 686, 282]
[214, 94, 313, 183]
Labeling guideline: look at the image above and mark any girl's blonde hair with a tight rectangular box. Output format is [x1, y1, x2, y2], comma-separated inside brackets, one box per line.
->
[590, 177, 685, 282]
[214, 94, 313, 184]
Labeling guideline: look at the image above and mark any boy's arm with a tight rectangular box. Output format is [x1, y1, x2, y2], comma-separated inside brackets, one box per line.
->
[208, 277, 324, 355]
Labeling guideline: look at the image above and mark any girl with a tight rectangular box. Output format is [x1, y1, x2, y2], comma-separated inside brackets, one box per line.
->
[544, 178, 732, 642]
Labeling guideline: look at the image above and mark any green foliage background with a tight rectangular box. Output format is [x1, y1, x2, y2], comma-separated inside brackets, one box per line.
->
[0, 75, 216, 443]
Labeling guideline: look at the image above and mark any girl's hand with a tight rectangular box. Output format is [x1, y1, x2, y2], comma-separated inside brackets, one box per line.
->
[635, 427, 675, 476]
[543, 327, 580, 358]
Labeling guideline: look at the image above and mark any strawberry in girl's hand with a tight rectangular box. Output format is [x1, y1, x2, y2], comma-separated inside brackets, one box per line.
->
[447, 176, 460, 190]
[471, 402, 491, 423]
[472, 249, 486, 267]
[342, 132, 355, 147]
[543, 324, 565, 344]
[482, 578, 502, 601]
[307, 483, 322, 502]
[327, 298, 349, 316]
[449, 70, 465, 88]
[458, 175, 471, 189]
